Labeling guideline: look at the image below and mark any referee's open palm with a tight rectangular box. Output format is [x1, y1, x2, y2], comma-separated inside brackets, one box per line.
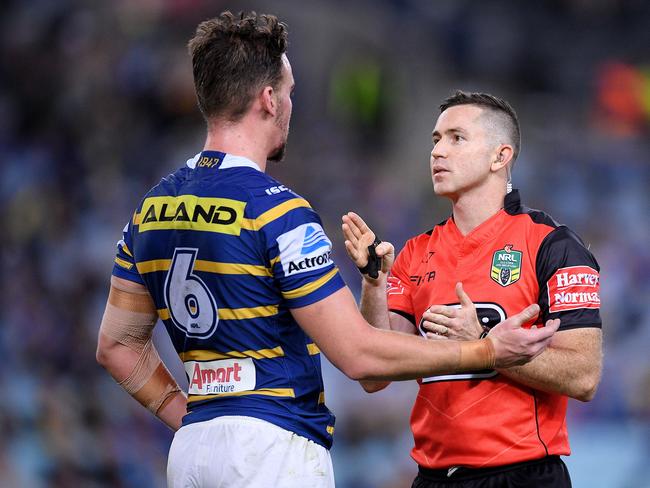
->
[341, 212, 394, 275]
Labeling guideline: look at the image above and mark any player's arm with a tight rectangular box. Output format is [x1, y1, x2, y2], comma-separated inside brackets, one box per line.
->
[291, 285, 557, 382]
[96, 276, 187, 430]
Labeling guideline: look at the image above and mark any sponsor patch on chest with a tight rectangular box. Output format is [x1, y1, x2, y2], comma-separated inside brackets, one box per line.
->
[548, 265, 600, 312]
[490, 245, 522, 287]
[185, 358, 256, 395]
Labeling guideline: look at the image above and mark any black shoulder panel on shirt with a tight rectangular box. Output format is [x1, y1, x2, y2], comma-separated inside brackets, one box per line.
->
[535, 225, 602, 330]
[425, 218, 451, 236]
[504, 192, 562, 229]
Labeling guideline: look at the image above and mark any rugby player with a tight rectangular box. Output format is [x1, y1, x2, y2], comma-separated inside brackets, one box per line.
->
[96, 15, 559, 488]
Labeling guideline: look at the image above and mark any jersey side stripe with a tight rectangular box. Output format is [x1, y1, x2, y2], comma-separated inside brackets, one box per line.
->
[281, 268, 339, 300]
[137, 259, 272, 276]
[187, 388, 296, 403]
[180, 347, 285, 361]
[157, 305, 278, 321]
[241, 198, 311, 231]
[307, 343, 320, 355]
[115, 257, 134, 270]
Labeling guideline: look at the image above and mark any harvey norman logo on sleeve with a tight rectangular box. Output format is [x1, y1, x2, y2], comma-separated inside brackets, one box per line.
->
[548, 265, 600, 313]
[277, 223, 333, 276]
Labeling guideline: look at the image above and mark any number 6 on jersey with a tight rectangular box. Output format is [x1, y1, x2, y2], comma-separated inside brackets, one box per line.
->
[164, 248, 218, 338]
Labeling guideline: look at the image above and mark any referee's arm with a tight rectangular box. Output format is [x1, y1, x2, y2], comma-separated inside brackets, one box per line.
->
[496, 327, 602, 402]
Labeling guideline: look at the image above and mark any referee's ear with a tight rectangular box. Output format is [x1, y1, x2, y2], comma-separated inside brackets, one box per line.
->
[490, 144, 513, 173]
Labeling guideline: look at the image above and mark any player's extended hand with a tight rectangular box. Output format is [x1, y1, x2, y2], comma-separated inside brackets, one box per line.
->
[341, 212, 394, 278]
[488, 304, 561, 368]
[420, 283, 482, 341]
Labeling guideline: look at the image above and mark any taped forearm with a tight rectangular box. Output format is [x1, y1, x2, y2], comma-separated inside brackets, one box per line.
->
[99, 276, 183, 416]
[118, 340, 183, 415]
[457, 338, 496, 371]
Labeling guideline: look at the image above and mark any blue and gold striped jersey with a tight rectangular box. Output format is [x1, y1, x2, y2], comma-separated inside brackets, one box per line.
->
[112, 151, 345, 448]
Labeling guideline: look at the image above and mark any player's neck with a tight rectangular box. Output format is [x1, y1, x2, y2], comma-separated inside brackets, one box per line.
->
[203, 122, 269, 172]
[451, 187, 506, 236]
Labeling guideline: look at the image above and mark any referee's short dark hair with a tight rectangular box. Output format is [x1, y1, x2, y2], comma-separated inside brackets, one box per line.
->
[188, 11, 288, 122]
[440, 90, 521, 162]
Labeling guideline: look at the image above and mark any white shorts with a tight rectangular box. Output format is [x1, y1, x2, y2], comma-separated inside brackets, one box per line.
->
[167, 416, 335, 488]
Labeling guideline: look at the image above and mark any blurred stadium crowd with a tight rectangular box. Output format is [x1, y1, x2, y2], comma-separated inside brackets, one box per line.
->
[1, 0, 649, 487]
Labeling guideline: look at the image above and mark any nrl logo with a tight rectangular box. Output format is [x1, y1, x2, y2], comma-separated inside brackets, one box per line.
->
[491, 245, 522, 287]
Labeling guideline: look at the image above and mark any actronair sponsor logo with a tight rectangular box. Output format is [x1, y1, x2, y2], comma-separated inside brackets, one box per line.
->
[301, 225, 329, 253]
[276, 223, 333, 277]
[185, 358, 255, 395]
[288, 251, 332, 274]
[548, 265, 600, 313]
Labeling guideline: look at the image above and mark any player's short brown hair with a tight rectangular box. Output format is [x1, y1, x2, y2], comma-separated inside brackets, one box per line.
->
[440, 90, 521, 162]
[188, 11, 288, 122]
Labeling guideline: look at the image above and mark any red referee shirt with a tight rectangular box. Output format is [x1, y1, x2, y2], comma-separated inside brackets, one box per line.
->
[387, 190, 601, 469]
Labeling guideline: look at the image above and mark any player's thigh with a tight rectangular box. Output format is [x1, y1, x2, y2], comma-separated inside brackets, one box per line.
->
[167, 416, 334, 488]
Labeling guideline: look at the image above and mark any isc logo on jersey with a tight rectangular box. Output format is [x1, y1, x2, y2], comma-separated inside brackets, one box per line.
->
[548, 265, 600, 313]
[277, 223, 333, 276]
[185, 358, 256, 395]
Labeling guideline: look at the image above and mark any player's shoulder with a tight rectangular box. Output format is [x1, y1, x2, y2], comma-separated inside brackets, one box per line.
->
[138, 165, 192, 204]
[245, 173, 313, 219]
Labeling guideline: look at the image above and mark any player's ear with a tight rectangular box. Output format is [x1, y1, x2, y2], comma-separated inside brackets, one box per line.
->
[259, 85, 277, 118]
[490, 145, 513, 173]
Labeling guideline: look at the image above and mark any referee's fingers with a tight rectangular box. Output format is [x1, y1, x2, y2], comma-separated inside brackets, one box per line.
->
[347, 212, 373, 236]
[427, 305, 456, 318]
[341, 215, 363, 241]
[344, 240, 366, 265]
[421, 313, 452, 328]
[341, 222, 359, 246]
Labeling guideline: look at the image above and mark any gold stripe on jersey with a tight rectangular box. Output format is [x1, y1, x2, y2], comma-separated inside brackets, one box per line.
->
[120, 242, 133, 257]
[115, 257, 134, 270]
[187, 388, 296, 403]
[180, 346, 285, 362]
[307, 343, 320, 355]
[326, 426, 335, 435]
[270, 255, 281, 268]
[157, 305, 278, 322]
[134, 195, 247, 235]
[318, 392, 325, 404]
[282, 268, 339, 300]
[241, 198, 311, 231]
[220, 305, 278, 320]
[137, 259, 272, 276]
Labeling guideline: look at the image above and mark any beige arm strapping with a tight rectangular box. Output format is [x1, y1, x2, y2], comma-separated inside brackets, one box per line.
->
[100, 276, 182, 414]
